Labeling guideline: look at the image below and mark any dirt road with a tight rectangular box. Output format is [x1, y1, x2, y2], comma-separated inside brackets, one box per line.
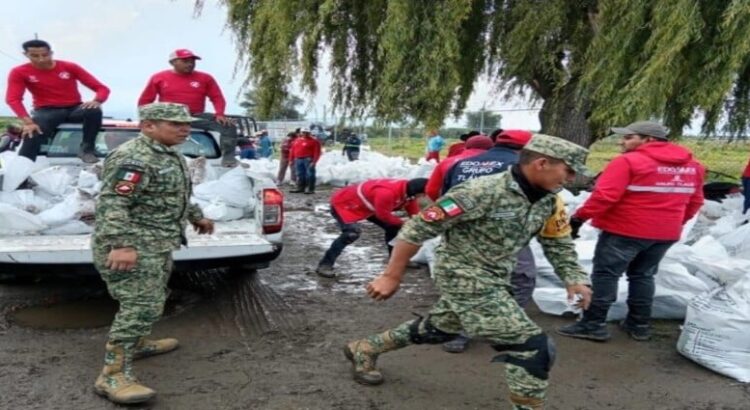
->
[0, 186, 747, 409]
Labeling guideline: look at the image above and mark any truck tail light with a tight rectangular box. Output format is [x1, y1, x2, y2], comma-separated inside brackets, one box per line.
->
[262, 188, 284, 234]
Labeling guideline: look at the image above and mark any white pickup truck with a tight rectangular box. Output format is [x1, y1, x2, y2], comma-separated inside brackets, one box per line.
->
[0, 119, 284, 278]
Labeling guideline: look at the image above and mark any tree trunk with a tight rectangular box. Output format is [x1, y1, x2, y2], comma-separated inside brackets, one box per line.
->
[538, 80, 597, 148]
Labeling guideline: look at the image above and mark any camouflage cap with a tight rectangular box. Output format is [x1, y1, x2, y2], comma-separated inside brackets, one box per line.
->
[138, 102, 199, 123]
[524, 133, 593, 177]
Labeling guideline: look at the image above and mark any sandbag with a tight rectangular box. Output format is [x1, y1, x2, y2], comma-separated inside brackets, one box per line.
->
[201, 199, 245, 222]
[193, 166, 255, 208]
[0, 189, 52, 213]
[0, 203, 47, 234]
[0, 153, 34, 192]
[37, 191, 96, 227]
[31, 166, 74, 197]
[677, 274, 750, 383]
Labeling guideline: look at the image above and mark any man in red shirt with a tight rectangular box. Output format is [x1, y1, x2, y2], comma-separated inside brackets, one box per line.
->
[425, 135, 493, 201]
[138, 49, 238, 167]
[289, 128, 322, 194]
[277, 131, 298, 184]
[558, 121, 705, 342]
[5, 39, 109, 163]
[316, 178, 428, 278]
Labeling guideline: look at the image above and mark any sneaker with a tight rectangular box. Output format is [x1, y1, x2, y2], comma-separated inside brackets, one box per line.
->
[556, 321, 611, 342]
[316, 264, 335, 278]
[619, 321, 651, 341]
[442, 334, 470, 353]
[78, 151, 99, 164]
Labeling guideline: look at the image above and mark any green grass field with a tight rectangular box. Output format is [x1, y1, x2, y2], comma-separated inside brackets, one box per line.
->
[363, 136, 750, 181]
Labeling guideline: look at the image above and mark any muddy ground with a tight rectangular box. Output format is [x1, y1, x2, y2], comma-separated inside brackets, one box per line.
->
[0, 185, 748, 410]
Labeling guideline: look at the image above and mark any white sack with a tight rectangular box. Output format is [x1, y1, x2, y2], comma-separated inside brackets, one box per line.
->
[1, 153, 34, 192]
[411, 237, 440, 275]
[77, 169, 99, 188]
[31, 166, 74, 197]
[193, 166, 255, 208]
[0, 189, 52, 213]
[201, 199, 245, 222]
[677, 274, 750, 383]
[37, 191, 96, 227]
[0, 203, 46, 234]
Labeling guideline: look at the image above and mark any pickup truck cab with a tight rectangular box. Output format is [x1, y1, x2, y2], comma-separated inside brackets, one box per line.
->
[0, 119, 284, 277]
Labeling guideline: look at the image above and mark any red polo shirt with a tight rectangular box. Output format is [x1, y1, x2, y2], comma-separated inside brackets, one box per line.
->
[137, 70, 226, 116]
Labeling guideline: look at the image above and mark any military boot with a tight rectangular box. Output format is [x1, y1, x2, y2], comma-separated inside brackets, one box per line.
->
[133, 337, 179, 360]
[343, 330, 402, 386]
[94, 342, 156, 404]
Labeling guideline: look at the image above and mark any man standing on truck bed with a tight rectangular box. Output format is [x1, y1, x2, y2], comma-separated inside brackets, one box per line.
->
[137, 49, 238, 167]
[5, 39, 109, 164]
[91, 102, 215, 404]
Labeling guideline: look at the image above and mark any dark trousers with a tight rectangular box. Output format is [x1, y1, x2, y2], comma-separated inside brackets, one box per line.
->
[191, 113, 238, 161]
[20, 104, 102, 161]
[294, 157, 316, 192]
[582, 231, 675, 326]
[743, 177, 750, 214]
[345, 150, 359, 161]
[319, 208, 400, 267]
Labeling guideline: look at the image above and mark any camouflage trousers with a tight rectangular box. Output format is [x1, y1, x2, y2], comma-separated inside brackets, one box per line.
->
[94, 247, 173, 347]
[359, 287, 548, 410]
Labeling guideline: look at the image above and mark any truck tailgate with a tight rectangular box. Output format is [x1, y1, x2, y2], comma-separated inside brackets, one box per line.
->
[0, 220, 273, 264]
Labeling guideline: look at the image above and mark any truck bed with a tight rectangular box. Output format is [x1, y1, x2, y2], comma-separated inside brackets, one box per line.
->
[0, 219, 273, 264]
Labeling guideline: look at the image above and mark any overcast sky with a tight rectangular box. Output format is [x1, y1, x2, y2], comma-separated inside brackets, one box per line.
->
[1, 0, 541, 129]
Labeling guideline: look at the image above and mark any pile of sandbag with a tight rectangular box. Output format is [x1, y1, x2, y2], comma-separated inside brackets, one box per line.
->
[0, 152, 258, 235]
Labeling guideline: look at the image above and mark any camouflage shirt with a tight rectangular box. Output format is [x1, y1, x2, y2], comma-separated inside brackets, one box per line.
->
[92, 133, 203, 253]
[398, 170, 589, 293]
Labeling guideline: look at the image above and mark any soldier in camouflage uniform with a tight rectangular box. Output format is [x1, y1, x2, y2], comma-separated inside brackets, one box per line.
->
[344, 134, 594, 410]
[92, 102, 215, 404]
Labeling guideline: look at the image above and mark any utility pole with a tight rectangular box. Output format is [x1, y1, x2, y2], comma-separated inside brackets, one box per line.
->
[479, 103, 486, 134]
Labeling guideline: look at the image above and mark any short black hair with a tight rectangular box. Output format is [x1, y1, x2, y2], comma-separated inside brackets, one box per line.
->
[458, 133, 469, 141]
[467, 130, 481, 138]
[22, 39, 51, 51]
[489, 128, 504, 143]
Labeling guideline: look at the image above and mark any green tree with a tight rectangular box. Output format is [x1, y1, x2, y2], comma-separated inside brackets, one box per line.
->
[465, 110, 502, 132]
[240, 88, 305, 120]
[201, 0, 750, 146]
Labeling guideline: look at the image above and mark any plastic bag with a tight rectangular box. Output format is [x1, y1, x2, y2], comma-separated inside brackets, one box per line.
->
[0, 189, 52, 213]
[37, 191, 96, 227]
[677, 274, 750, 383]
[0, 203, 47, 234]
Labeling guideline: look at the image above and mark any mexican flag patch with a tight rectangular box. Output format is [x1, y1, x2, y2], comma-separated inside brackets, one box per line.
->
[116, 168, 142, 184]
[438, 198, 464, 217]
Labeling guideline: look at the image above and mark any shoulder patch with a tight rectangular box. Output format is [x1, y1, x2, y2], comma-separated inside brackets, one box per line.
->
[420, 205, 445, 222]
[121, 159, 146, 169]
[540, 195, 572, 238]
[114, 181, 135, 196]
[115, 168, 143, 184]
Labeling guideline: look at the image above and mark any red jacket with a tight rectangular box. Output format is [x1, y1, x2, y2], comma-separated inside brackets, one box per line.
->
[290, 136, 322, 164]
[447, 141, 465, 158]
[331, 179, 421, 226]
[425, 148, 486, 200]
[574, 141, 705, 241]
[743, 158, 750, 178]
[138, 70, 226, 115]
[6, 61, 110, 118]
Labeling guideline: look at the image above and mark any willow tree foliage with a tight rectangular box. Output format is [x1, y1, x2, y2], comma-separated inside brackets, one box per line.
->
[198, 0, 750, 146]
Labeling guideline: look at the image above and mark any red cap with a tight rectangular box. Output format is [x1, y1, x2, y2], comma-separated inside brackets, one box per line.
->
[169, 49, 201, 61]
[465, 135, 493, 150]
[495, 129, 532, 147]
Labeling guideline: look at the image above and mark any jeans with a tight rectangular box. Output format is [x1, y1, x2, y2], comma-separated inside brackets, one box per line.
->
[742, 177, 750, 214]
[20, 104, 102, 161]
[345, 150, 359, 161]
[191, 113, 238, 162]
[239, 148, 256, 159]
[319, 208, 400, 267]
[582, 231, 675, 326]
[294, 157, 316, 192]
